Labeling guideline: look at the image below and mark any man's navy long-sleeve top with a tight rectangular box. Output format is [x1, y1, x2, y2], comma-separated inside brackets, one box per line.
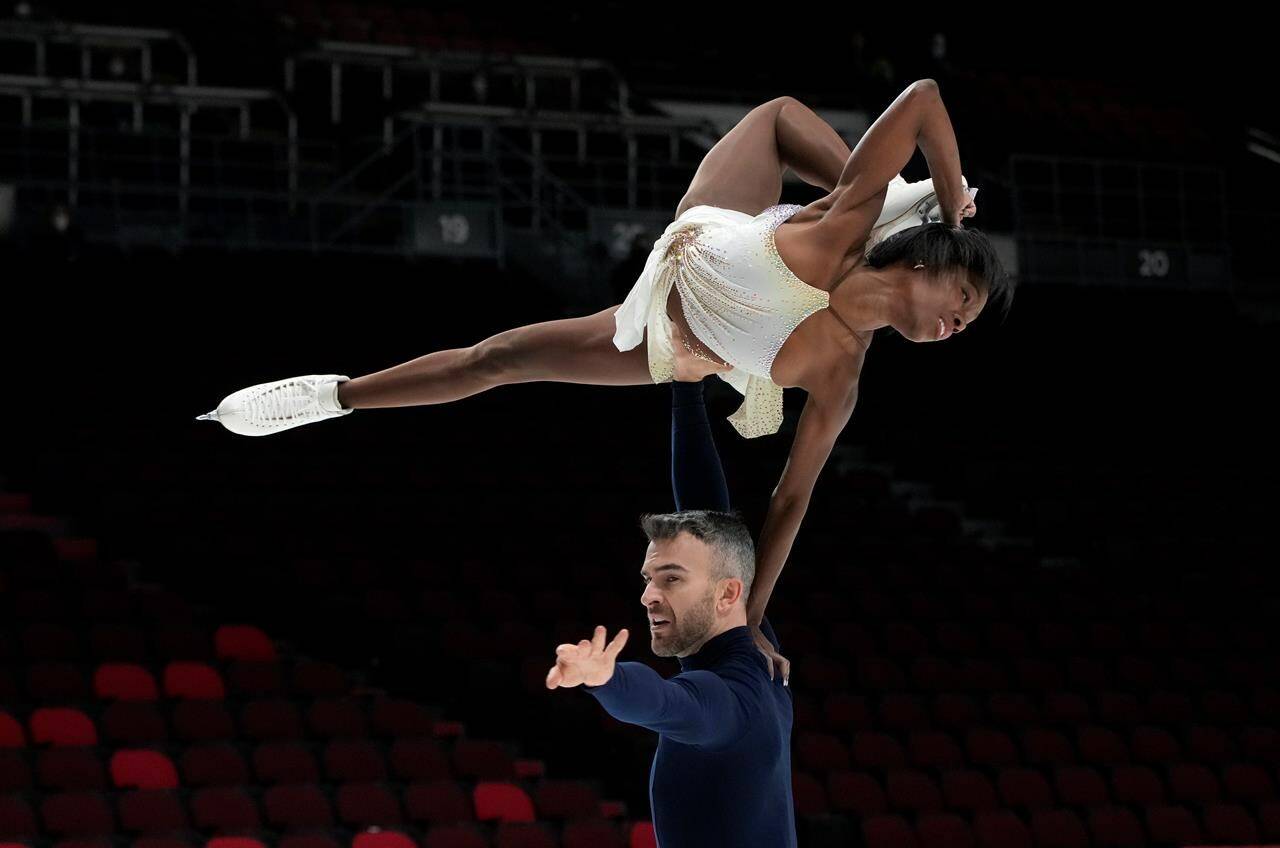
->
[582, 615, 795, 848]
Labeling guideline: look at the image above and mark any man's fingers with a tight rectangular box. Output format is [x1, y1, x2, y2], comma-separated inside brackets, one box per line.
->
[591, 625, 607, 653]
[546, 666, 562, 689]
[606, 628, 629, 657]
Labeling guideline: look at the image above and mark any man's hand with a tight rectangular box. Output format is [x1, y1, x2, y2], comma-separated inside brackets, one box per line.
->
[546, 626, 630, 689]
[750, 624, 790, 686]
[670, 324, 734, 382]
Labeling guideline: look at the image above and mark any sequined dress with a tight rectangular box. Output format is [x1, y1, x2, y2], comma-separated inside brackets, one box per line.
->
[612, 203, 828, 439]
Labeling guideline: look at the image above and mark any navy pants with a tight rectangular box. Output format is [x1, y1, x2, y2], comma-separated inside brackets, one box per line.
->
[670, 380, 731, 513]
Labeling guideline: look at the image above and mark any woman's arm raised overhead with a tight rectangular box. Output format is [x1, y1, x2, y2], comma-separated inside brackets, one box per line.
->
[816, 79, 968, 254]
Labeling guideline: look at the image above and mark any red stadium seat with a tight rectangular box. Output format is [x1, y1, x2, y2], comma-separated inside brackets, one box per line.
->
[879, 694, 929, 730]
[390, 739, 450, 781]
[28, 712, 96, 753]
[1166, 762, 1221, 803]
[253, 742, 320, 784]
[179, 744, 249, 787]
[241, 700, 304, 741]
[472, 782, 535, 823]
[172, 701, 235, 742]
[1053, 766, 1108, 806]
[292, 660, 348, 696]
[88, 624, 147, 662]
[908, 730, 964, 768]
[452, 740, 515, 780]
[109, 750, 177, 790]
[491, 824, 558, 848]
[421, 824, 487, 848]
[796, 732, 849, 772]
[862, 814, 919, 848]
[1094, 692, 1141, 725]
[308, 699, 369, 738]
[20, 624, 78, 661]
[1201, 690, 1248, 724]
[280, 834, 342, 848]
[92, 664, 158, 701]
[1201, 803, 1259, 843]
[191, 787, 262, 832]
[1029, 808, 1088, 848]
[1085, 805, 1143, 848]
[941, 769, 999, 811]
[1144, 805, 1202, 845]
[1076, 727, 1128, 764]
[886, 769, 942, 813]
[562, 819, 625, 848]
[987, 693, 1039, 725]
[1239, 725, 1280, 763]
[1146, 691, 1195, 725]
[263, 784, 333, 828]
[117, 789, 189, 833]
[966, 729, 1019, 766]
[336, 782, 403, 826]
[791, 771, 828, 816]
[1129, 726, 1180, 764]
[0, 713, 24, 748]
[35, 749, 104, 791]
[972, 809, 1032, 848]
[100, 702, 166, 745]
[1221, 762, 1276, 801]
[627, 820, 657, 848]
[1013, 659, 1063, 691]
[532, 779, 600, 821]
[325, 740, 386, 782]
[910, 657, 959, 691]
[1108, 765, 1162, 804]
[856, 657, 904, 690]
[353, 832, 417, 848]
[162, 661, 225, 699]
[1020, 729, 1076, 766]
[996, 767, 1052, 809]
[0, 796, 37, 839]
[932, 694, 981, 729]
[27, 668, 90, 708]
[821, 694, 872, 731]
[1043, 693, 1090, 724]
[826, 770, 887, 816]
[40, 792, 114, 837]
[1186, 724, 1235, 762]
[0, 751, 32, 792]
[214, 625, 277, 661]
[851, 732, 906, 769]
[372, 699, 437, 738]
[405, 780, 473, 825]
[226, 662, 284, 697]
[916, 813, 975, 848]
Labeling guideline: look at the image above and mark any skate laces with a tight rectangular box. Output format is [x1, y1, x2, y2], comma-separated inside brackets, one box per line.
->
[246, 379, 322, 423]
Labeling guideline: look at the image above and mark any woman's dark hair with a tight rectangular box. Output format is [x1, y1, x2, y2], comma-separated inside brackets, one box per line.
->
[865, 222, 1015, 321]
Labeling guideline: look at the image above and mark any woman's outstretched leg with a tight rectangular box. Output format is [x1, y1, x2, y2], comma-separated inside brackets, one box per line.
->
[671, 379, 731, 513]
[337, 303, 651, 409]
[198, 303, 653, 436]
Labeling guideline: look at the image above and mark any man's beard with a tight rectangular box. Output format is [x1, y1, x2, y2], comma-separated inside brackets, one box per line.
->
[652, 586, 716, 657]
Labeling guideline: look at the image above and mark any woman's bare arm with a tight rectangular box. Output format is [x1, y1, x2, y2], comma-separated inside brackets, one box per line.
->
[746, 378, 859, 625]
[816, 79, 967, 253]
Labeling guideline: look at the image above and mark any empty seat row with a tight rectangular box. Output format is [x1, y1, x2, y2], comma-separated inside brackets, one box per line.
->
[0, 778, 607, 836]
[855, 803, 1279, 848]
[1, 699, 443, 747]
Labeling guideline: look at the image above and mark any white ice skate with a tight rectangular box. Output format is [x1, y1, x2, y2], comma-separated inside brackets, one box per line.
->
[195, 374, 352, 437]
[869, 173, 976, 248]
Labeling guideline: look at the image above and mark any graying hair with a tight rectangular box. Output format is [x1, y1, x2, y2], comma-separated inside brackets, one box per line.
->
[639, 510, 755, 599]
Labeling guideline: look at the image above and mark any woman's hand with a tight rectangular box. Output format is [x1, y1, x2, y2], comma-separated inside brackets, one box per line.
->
[750, 623, 790, 686]
[670, 324, 734, 382]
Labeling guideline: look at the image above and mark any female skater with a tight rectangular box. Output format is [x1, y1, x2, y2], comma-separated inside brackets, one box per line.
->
[199, 79, 1012, 660]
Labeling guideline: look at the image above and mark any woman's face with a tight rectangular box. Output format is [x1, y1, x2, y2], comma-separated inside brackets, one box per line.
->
[896, 264, 989, 343]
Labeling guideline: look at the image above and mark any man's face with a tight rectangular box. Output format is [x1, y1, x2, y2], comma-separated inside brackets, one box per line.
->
[639, 532, 722, 658]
